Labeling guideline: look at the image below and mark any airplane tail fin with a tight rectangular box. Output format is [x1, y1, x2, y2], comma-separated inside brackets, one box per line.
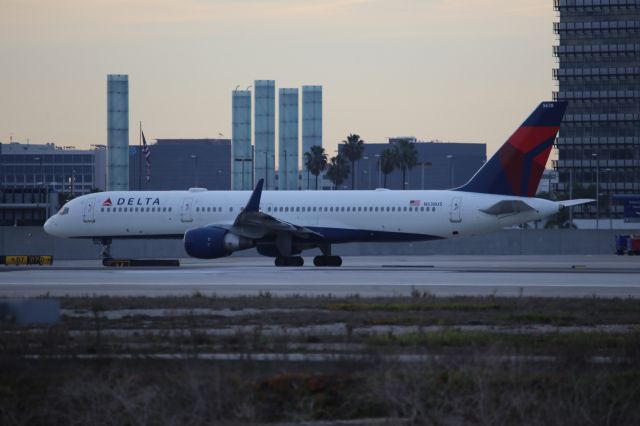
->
[455, 101, 568, 197]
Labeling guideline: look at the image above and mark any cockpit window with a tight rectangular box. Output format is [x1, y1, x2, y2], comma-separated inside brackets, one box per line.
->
[58, 207, 69, 216]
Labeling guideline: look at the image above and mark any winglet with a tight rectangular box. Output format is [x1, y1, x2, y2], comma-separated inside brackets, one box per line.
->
[244, 179, 264, 212]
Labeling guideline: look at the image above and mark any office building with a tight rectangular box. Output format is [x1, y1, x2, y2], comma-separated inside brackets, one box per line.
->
[279, 88, 299, 190]
[232, 89, 253, 190]
[254, 80, 276, 190]
[129, 139, 231, 190]
[107, 74, 129, 191]
[553, 0, 640, 218]
[302, 85, 322, 189]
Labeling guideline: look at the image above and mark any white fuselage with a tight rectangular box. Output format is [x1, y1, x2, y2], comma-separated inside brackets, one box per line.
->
[44, 189, 560, 241]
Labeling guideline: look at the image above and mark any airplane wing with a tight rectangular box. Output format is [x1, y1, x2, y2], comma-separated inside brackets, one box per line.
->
[557, 199, 594, 208]
[210, 179, 325, 241]
[480, 200, 535, 216]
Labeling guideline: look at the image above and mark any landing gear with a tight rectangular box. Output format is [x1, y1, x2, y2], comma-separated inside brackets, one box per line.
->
[275, 256, 304, 267]
[313, 256, 342, 267]
[93, 238, 113, 259]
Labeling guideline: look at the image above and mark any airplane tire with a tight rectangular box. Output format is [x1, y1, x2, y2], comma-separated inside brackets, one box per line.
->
[275, 256, 304, 267]
[313, 256, 342, 267]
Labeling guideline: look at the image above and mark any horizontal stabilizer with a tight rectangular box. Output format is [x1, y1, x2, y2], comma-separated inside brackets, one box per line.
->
[558, 199, 594, 209]
[480, 200, 535, 216]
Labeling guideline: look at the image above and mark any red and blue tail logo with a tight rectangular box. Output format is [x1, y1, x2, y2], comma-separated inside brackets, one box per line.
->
[456, 101, 568, 197]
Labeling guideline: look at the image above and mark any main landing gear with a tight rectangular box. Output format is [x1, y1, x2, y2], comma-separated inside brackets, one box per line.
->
[275, 256, 304, 267]
[313, 256, 342, 267]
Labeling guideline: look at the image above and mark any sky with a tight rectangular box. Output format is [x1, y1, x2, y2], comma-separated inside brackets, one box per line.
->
[0, 0, 557, 160]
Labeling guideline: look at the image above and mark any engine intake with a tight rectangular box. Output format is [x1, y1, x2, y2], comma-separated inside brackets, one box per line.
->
[184, 227, 253, 259]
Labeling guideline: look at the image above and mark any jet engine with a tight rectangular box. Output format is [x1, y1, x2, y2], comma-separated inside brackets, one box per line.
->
[183, 226, 254, 259]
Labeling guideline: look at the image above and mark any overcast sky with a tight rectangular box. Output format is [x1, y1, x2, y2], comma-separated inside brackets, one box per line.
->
[1, 0, 556, 160]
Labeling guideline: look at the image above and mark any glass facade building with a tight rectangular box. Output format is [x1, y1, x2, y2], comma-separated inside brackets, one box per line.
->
[254, 80, 276, 190]
[0, 142, 101, 195]
[232, 90, 252, 190]
[302, 85, 322, 190]
[278, 88, 299, 190]
[553, 0, 640, 218]
[107, 74, 129, 191]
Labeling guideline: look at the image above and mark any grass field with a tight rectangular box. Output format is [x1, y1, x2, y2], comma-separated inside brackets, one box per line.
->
[1, 293, 640, 425]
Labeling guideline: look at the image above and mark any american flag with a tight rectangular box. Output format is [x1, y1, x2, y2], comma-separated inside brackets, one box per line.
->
[409, 200, 421, 207]
[142, 131, 151, 183]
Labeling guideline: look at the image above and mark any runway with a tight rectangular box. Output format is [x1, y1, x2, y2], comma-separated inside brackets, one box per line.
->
[1, 255, 639, 298]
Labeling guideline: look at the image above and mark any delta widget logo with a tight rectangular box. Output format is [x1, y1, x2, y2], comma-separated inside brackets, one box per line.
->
[102, 198, 113, 207]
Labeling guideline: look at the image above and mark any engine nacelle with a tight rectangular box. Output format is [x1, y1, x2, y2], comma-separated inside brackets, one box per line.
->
[183, 227, 253, 259]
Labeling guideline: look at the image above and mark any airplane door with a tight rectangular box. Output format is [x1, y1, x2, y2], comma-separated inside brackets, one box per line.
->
[82, 198, 96, 223]
[449, 197, 462, 223]
[181, 198, 193, 222]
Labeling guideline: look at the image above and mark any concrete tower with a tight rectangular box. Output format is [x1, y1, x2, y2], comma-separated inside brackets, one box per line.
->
[279, 88, 299, 190]
[107, 74, 129, 191]
[254, 80, 275, 190]
[232, 89, 252, 190]
[302, 85, 322, 189]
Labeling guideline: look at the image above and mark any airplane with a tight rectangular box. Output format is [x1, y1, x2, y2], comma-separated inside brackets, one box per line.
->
[44, 101, 592, 267]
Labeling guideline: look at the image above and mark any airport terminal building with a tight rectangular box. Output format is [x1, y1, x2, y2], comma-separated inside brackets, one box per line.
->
[337, 139, 486, 191]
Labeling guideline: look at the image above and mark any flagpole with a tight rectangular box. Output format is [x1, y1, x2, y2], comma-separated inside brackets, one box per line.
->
[139, 121, 142, 190]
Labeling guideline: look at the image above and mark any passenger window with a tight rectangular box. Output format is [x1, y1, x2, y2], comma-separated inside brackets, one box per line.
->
[420, 207, 424, 211]
[391, 207, 395, 212]
[374, 207, 378, 212]
[341, 207, 345, 212]
[118, 207, 122, 212]
[403, 207, 407, 211]
[296, 207, 300, 212]
[346, 207, 350, 212]
[163, 207, 167, 212]
[169, 207, 172, 212]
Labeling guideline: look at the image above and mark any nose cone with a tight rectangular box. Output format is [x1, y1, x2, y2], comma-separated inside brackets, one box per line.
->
[43, 217, 57, 236]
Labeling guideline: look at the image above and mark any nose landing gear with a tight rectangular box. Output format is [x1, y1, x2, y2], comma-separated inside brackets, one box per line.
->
[93, 238, 113, 260]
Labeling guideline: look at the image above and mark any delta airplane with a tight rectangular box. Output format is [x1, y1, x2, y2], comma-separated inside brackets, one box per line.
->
[44, 101, 592, 266]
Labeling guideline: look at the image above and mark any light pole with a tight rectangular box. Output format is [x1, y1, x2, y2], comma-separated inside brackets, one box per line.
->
[363, 156, 372, 189]
[190, 154, 198, 187]
[446, 154, 454, 188]
[604, 168, 613, 229]
[569, 168, 573, 228]
[375, 154, 381, 188]
[417, 161, 432, 190]
[592, 152, 599, 229]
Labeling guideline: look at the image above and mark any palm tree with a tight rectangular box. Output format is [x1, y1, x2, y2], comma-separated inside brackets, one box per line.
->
[379, 148, 396, 189]
[342, 134, 365, 189]
[303, 145, 328, 190]
[326, 154, 350, 190]
[394, 139, 419, 190]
